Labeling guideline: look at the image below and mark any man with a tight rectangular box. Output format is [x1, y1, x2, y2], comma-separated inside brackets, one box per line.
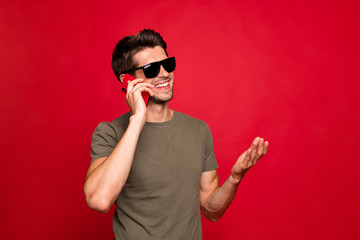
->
[84, 29, 269, 239]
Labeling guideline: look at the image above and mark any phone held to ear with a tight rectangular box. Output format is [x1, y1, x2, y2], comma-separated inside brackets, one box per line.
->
[122, 74, 150, 105]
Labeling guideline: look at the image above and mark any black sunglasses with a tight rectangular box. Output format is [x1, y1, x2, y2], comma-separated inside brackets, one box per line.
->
[123, 57, 176, 78]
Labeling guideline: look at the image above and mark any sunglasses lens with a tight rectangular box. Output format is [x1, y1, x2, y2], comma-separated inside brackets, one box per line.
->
[143, 63, 160, 78]
[163, 57, 176, 73]
[143, 57, 176, 78]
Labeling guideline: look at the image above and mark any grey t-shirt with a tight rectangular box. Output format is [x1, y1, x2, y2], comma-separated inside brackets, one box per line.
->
[91, 111, 218, 239]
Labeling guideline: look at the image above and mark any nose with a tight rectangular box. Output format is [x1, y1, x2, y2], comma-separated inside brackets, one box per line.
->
[158, 65, 170, 78]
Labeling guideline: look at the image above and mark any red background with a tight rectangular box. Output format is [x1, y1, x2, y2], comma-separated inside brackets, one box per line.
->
[1, 0, 359, 239]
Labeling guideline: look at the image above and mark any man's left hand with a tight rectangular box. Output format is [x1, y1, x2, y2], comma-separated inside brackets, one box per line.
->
[231, 137, 269, 183]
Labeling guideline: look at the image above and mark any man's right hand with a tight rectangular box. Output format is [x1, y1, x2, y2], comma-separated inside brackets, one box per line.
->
[125, 78, 154, 119]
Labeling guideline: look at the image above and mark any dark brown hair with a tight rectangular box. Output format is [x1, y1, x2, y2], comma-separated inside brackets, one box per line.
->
[111, 29, 168, 81]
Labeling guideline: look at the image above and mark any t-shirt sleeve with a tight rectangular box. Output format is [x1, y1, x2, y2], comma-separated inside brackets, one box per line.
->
[202, 122, 219, 172]
[90, 122, 119, 163]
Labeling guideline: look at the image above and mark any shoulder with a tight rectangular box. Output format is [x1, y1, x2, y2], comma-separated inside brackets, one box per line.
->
[110, 112, 131, 130]
[94, 112, 131, 139]
[175, 111, 207, 126]
[175, 111, 211, 133]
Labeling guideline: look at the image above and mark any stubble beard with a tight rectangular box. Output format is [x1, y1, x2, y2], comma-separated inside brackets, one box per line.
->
[150, 77, 174, 104]
[149, 88, 174, 104]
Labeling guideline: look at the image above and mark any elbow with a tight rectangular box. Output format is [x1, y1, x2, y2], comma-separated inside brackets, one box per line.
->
[211, 216, 221, 222]
[85, 194, 111, 213]
[206, 214, 222, 223]
[207, 217, 219, 223]
[201, 208, 223, 223]
[84, 185, 112, 213]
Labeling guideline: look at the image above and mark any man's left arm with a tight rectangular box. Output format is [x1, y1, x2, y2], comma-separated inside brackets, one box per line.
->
[200, 137, 269, 222]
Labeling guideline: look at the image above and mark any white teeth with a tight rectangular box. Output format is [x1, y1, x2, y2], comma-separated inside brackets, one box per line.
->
[155, 82, 169, 88]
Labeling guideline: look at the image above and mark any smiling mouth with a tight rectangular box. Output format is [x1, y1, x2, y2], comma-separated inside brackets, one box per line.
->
[155, 82, 170, 88]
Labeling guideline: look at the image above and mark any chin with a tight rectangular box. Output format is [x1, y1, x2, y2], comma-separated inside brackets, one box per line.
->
[150, 93, 174, 104]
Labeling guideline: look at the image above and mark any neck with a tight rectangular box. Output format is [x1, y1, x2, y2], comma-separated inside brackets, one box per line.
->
[146, 102, 173, 122]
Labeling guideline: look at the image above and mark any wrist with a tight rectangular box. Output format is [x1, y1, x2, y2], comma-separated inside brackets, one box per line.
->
[229, 171, 245, 185]
[129, 113, 146, 127]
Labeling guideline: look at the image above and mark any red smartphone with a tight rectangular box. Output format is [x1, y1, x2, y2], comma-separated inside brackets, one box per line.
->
[122, 74, 150, 105]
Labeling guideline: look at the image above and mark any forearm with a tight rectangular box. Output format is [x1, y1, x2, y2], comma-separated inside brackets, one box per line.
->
[202, 173, 244, 222]
[84, 115, 145, 212]
[201, 137, 269, 222]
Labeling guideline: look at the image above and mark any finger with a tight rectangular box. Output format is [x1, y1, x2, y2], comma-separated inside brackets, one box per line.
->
[134, 82, 154, 88]
[142, 87, 155, 96]
[241, 149, 251, 168]
[256, 138, 264, 160]
[129, 82, 152, 92]
[129, 83, 154, 94]
[264, 141, 269, 154]
[127, 78, 145, 92]
[244, 148, 251, 160]
[130, 86, 154, 97]
[250, 137, 259, 160]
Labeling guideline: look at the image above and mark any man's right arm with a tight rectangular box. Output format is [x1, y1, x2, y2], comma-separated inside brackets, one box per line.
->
[84, 79, 153, 213]
[84, 115, 144, 213]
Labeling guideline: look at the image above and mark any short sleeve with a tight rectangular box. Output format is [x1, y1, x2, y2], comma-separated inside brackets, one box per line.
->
[202, 122, 219, 172]
[90, 122, 119, 162]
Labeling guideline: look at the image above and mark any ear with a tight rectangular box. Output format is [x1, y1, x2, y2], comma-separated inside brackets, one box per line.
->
[119, 74, 125, 83]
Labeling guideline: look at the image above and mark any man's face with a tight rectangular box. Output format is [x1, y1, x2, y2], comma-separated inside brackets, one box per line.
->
[133, 46, 174, 104]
